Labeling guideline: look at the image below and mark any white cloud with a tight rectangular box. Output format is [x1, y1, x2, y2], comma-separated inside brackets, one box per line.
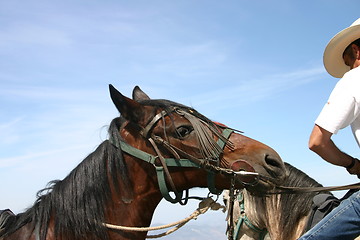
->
[184, 66, 325, 110]
[0, 117, 23, 144]
[0, 145, 88, 168]
[0, 85, 108, 103]
[0, 23, 72, 47]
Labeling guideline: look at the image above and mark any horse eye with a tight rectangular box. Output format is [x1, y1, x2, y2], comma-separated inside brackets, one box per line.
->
[176, 126, 194, 138]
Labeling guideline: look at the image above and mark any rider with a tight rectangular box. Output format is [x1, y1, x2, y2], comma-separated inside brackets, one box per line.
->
[298, 18, 360, 240]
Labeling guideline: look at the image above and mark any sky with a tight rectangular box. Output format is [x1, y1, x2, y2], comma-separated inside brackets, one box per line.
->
[1, 0, 360, 237]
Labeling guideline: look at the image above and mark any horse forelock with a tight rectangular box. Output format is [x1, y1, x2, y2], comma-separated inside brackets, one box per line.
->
[4, 118, 129, 240]
[138, 99, 226, 162]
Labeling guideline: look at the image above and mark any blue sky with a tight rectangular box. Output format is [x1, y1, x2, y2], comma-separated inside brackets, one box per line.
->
[1, 0, 360, 235]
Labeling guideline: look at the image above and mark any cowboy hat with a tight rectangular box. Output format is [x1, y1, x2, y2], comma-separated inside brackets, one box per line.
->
[323, 18, 360, 78]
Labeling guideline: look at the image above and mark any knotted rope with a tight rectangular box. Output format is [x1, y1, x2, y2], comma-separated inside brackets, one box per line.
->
[104, 197, 226, 238]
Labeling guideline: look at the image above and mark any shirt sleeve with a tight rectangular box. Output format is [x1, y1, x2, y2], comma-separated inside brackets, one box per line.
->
[315, 78, 356, 134]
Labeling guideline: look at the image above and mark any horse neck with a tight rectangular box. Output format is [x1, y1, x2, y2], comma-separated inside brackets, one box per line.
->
[262, 195, 283, 240]
[105, 194, 161, 240]
[104, 155, 208, 240]
[2, 225, 35, 240]
[235, 191, 284, 240]
[104, 154, 164, 240]
[240, 191, 268, 239]
[260, 193, 309, 240]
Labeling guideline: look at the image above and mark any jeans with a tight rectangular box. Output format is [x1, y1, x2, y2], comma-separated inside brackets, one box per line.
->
[299, 191, 360, 240]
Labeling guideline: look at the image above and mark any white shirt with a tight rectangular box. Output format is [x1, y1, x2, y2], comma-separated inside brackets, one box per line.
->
[315, 67, 360, 147]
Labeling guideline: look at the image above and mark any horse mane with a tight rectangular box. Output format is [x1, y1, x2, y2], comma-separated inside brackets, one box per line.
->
[1, 117, 127, 240]
[268, 163, 330, 239]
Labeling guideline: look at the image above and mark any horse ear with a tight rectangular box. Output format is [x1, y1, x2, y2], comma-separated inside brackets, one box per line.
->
[109, 84, 145, 123]
[132, 86, 151, 101]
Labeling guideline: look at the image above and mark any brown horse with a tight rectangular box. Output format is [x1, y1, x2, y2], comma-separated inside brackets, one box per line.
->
[224, 163, 345, 240]
[0, 85, 286, 240]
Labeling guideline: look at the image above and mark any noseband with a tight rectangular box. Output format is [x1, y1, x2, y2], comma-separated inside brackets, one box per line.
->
[110, 107, 235, 204]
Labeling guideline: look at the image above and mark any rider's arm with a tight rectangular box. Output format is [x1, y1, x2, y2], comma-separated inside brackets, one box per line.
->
[309, 124, 360, 174]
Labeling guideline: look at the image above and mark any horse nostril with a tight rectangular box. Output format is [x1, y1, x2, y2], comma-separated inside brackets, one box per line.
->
[264, 153, 287, 181]
[265, 154, 282, 169]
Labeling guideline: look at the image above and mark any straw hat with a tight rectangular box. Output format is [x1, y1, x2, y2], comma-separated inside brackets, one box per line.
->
[323, 18, 360, 78]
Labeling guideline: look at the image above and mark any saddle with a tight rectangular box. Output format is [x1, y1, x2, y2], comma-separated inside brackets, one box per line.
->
[305, 189, 358, 231]
[0, 209, 16, 236]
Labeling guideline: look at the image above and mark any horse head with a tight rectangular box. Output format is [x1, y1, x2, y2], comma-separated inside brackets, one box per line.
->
[109, 85, 287, 197]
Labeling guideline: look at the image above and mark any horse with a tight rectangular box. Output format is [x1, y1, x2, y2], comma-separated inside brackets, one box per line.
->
[224, 163, 360, 240]
[224, 162, 333, 240]
[0, 84, 287, 240]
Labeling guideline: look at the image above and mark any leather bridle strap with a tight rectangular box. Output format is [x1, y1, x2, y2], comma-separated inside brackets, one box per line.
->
[117, 140, 199, 168]
[208, 128, 233, 194]
[149, 128, 234, 202]
[141, 110, 168, 138]
[116, 139, 199, 203]
[232, 192, 268, 240]
[148, 137, 184, 203]
[270, 182, 360, 194]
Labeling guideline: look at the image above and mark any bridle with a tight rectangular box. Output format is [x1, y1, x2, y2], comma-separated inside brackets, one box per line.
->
[110, 107, 241, 204]
[229, 190, 268, 240]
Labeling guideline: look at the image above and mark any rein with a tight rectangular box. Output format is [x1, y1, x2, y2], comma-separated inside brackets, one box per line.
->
[271, 182, 360, 194]
[238, 171, 360, 194]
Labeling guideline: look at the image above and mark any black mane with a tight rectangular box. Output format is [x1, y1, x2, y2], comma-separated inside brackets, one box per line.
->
[1, 118, 126, 240]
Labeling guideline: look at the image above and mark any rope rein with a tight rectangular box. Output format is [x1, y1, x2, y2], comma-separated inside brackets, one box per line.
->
[104, 197, 226, 238]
